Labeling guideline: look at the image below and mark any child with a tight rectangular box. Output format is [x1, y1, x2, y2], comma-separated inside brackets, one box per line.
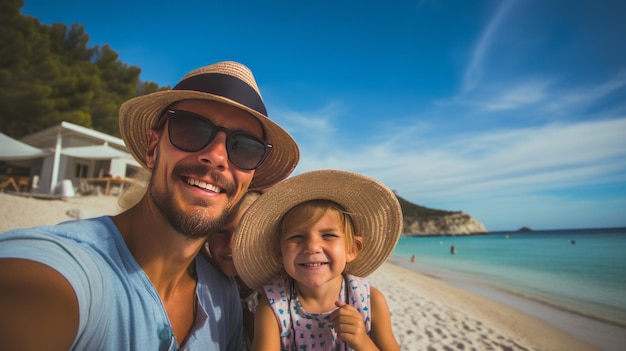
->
[232, 170, 403, 351]
[202, 191, 261, 350]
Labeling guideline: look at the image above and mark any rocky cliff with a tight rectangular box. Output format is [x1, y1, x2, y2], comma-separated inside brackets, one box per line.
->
[402, 211, 488, 235]
[396, 194, 488, 236]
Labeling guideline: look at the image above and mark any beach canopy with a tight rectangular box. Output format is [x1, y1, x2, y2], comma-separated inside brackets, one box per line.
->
[60, 144, 133, 160]
[0, 132, 51, 161]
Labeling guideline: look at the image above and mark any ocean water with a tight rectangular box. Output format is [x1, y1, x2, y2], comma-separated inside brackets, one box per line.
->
[391, 227, 626, 327]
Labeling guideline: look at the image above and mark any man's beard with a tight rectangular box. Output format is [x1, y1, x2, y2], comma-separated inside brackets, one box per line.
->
[152, 189, 230, 239]
[150, 163, 236, 240]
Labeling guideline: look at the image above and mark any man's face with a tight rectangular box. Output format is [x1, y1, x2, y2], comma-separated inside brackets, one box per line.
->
[145, 99, 264, 239]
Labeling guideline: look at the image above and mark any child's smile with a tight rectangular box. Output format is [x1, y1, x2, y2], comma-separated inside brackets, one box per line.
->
[281, 212, 356, 289]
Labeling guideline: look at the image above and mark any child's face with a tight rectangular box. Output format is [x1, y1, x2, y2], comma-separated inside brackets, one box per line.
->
[208, 211, 244, 277]
[280, 211, 357, 289]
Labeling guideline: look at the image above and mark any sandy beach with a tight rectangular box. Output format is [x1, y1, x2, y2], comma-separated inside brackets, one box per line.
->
[0, 192, 621, 350]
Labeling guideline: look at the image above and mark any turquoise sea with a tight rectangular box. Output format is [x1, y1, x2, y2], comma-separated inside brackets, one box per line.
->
[390, 227, 626, 327]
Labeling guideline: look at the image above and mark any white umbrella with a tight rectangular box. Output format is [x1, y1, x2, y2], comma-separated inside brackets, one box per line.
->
[0, 132, 50, 160]
[61, 144, 133, 160]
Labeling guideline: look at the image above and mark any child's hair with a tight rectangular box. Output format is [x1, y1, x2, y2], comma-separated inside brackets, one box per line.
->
[225, 191, 262, 223]
[203, 190, 262, 262]
[117, 168, 151, 210]
[273, 199, 360, 263]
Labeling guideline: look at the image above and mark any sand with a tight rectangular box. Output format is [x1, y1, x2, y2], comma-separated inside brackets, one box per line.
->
[0, 192, 621, 350]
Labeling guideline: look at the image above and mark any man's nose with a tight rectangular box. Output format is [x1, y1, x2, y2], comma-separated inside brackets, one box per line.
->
[197, 131, 228, 169]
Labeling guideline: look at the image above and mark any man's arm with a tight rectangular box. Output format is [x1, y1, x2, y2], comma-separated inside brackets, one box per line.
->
[0, 258, 79, 351]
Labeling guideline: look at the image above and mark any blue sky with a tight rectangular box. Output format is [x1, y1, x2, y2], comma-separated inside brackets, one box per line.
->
[21, 0, 626, 231]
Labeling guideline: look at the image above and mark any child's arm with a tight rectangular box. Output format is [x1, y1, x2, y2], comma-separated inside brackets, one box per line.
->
[331, 301, 378, 350]
[250, 293, 281, 351]
[369, 287, 400, 351]
[331, 286, 400, 351]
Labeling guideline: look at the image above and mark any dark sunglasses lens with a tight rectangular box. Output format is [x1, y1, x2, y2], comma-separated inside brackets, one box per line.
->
[168, 113, 216, 152]
[227, 134, 267, 170]
[168, 110, 268, 170]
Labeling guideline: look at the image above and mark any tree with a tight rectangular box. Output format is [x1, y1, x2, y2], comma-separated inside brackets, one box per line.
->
[0, 0, 165, 138]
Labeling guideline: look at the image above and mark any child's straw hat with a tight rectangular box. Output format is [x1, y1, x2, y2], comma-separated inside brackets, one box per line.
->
[233, 169, 403, 290]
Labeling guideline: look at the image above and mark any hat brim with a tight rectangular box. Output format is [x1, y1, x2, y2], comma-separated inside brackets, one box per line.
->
[232, 169, 403, 291]
[119, 90, 299, 190]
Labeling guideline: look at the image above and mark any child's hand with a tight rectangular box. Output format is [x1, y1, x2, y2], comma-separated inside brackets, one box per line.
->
[330, 301, 379, 351]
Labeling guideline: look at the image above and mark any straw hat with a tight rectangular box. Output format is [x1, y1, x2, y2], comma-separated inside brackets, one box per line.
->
[119, 61, 299, 190]
[232, 169, 403, 291]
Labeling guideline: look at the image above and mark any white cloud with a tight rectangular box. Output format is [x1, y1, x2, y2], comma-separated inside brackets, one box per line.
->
[282, 115, 625, 230]
[291, 116, 626, 206]
[462, 0, 517, 93]
[471, 80, 552, 111]
[455, 0, 626, 117]
[545, 70, 626, 114]
[443, 70, 626, 122]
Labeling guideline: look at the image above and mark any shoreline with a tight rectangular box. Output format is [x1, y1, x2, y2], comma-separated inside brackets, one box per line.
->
[384, 257, 626, 351]
[368, 261, 599, 351]
[391, 253, 626, 327]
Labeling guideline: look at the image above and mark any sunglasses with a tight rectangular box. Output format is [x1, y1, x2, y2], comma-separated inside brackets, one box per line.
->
[166, 109, 272, 170]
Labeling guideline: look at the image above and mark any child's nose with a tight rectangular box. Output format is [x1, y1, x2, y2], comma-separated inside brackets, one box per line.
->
[303, 238, 322, 254]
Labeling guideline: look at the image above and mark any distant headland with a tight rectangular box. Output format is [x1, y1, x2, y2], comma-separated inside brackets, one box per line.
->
[395, 193, 488, 236]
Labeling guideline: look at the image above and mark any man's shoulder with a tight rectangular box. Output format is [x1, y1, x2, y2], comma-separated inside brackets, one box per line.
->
[1, 216, 114, 239]
[195, 254, 235, 286]
[0, 216, 122, 267]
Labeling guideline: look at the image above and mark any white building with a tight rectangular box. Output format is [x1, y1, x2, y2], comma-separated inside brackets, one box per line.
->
[1, 122, 141, 197]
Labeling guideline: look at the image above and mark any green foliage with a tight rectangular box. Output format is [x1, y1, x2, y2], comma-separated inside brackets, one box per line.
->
[0, 0, 165, 138]
[395, 193, 459, 219]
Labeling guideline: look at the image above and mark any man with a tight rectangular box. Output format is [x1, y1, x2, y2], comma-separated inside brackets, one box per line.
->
[0, 61, 299, 350]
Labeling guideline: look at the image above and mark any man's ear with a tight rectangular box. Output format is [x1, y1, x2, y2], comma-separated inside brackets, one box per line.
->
[346, 236, 364, 263]
[145, 129, 160, 169]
